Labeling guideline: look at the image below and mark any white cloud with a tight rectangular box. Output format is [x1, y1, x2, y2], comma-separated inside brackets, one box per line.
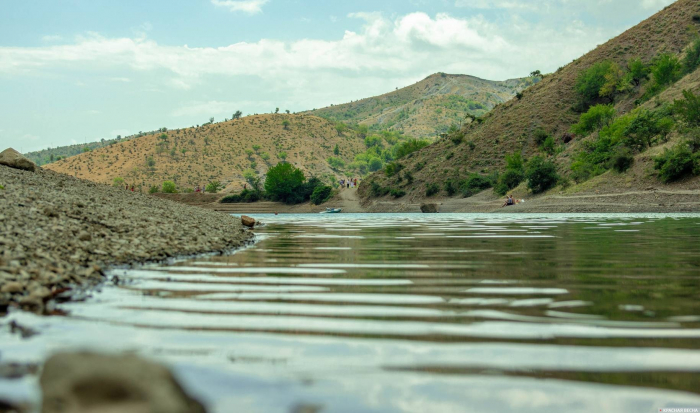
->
[41, 35, 63, 42]
[211, 0, 269, 14]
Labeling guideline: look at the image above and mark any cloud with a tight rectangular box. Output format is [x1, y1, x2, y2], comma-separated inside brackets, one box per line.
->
[211, 0, 269, 14]
[41, 35, 63, 42]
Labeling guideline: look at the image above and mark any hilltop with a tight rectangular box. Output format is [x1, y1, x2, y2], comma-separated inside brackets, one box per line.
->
[307, 73, 538, 138]
[45, 114, 366, 192]
[359, 0, 700, 210]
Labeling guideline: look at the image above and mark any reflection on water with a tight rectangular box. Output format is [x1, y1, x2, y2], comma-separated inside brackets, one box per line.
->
[2, 213, 700, 412]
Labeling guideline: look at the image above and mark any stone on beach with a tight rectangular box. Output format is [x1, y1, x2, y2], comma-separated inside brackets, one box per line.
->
[241, 215, 256, 228]
[41, 352, 207, 413]
[420, 203, 439, 213]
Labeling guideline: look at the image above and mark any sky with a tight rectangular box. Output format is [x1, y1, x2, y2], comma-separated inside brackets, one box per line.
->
[0, 0, 677, 153]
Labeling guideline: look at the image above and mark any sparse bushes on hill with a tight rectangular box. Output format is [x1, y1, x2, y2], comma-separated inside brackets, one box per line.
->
[162, 181, 177, 194]
[390, 188, 406, 198]
[425, 183, 440, 197]
[525, 156, 559, 194]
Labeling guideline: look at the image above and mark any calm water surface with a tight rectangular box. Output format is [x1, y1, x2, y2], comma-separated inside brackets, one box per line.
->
[2, 214, 700, 412]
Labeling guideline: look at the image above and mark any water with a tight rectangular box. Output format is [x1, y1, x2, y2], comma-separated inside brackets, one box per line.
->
[2, 213, 700, 412]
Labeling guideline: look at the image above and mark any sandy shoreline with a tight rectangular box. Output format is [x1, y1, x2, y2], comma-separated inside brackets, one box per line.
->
[0, 165, 253, 313]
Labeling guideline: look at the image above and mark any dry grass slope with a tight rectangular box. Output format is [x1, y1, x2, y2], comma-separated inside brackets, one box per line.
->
[360, 0, 700, 202]
[46, 114, 366, 192]
[308, 73, 538, 138]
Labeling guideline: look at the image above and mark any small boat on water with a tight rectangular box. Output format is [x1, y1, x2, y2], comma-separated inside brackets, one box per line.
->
[320, 208, 342, 214]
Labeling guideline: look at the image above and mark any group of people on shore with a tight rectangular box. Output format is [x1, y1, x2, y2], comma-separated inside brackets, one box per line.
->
[501, 195, 525, 207]
[194, 185, 206, 193]
[124, 184, 135, 192]
[340, 178, 358, 189]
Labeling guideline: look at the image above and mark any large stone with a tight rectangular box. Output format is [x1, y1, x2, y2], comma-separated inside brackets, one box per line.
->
[420, 203, 439, 214]
[241, 215, 256, 228]
[41, 352, 207, 413]
[0, 148, 36, 172]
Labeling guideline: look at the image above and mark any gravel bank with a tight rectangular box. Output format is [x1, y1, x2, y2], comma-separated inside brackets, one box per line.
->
[0, 165, 253, 313]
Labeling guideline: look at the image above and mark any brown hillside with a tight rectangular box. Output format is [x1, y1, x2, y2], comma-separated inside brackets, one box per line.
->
[360, 0, 700, 202]
[307, 73, 538, 138]
[46, 114, 365, 192]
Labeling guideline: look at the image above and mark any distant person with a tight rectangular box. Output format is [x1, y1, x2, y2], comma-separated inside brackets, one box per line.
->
[244, 183, 247, 190]
[130, 185, 135, 192]
[195, 185, 200, 193]
[125, 184, 129, 190]
[501, 195, 515, 208]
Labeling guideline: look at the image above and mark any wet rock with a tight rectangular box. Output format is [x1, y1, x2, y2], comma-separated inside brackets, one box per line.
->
[420, 203, 439, 214]
[0, 148, 37, 172]
[40, 352, 207, 413]
[241, 215, 256, 228]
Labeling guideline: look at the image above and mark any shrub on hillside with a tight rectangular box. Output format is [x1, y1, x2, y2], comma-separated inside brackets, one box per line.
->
[460, 174, 493, 198]
[148, 185, 159, 194]
[385, 162, 403, 177]
[625, 58, 649, 86]
[495, 169, 524, 196]
[311, 185, 333, 205]
[205, 181, 223, 193]
[525, 156, 559, 194]
[683, 37, 700, 75]
[369, 181, 390, 197]
[162, 181, 177, 194]
[327, 156, 345, 170]
[571, 104, 616, 135]
[575, 61, 616, 107]
[653, 143, 699, 183]
[390, 188, 406, 198]
[534, 128, 550, 145]
[369, 157, 383, 172]
[541, 136, 556, 155]
[610, 149, 635, 173]
[112, 177, 125, 188]
[426, 183, 440, 197]
[674, 90, 700, 127]
[444, 179, 458, 196]
[648, 53, 683, 93]
[623, 109, 675, 151]
[394, 139, 429, 159]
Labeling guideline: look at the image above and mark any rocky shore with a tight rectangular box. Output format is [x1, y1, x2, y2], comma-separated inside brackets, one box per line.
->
[0, 156, 253, 313]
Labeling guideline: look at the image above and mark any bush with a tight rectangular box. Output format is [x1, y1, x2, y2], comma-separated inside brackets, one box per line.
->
[162, 181, 177, 194]
[444, 179, 457, 196]
[610, 149, 635, 172]
[390, 188, 406, 198]
[264, 162, 306, 204]
[460, 174, 492, 197]
[622, 110, 674, 151]
[327, 156, 345, 170]
[541, 136, 556, 155]
[683, 37, 700, 74]
[575, 61, 616, 106]
[654, 143, 697, 183]
[368, 157, 383, 172]
[534, 128, 550, 145]
[385, 162, 403, 177]
[467, 141, 476, 150]
[450, 132, 464, 145]
[394, 139, 430, 159]
[674, 89, 700, 127]
[626, 57, 649, 86]
[649, 53, 682, 92]
[220, 194, 242, 203]
[205, 181, 223, 193]
[112, 177, 125, 187]
[426, 183, 440, 197]
[364, 135, 383, 148]
[370, 181, 390, 197]
[571, 104, 616, 135]
[311, 185, 333, 205]
[495, 169, 524, 195]
[526, 156, 559, 194]
[148, 185, 159, 194]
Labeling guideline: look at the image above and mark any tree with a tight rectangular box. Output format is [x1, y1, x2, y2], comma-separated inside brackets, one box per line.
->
[209, 117, 215, 124]
[571, 104, 616, 135]
[530, 70, 542, 78]
[260, 152, 270, 161]
[146, 157, 156, 169]
[245, 149, 254, 159]
[525, 156, 559, 194]
[650, 53, 682, 89]
[162, 181, 177, 193]
[252, 145, 261, 152]
[116, 135, 122, 140]
[599, 62, 624, 99]
[112, 177, 125, 187]
[275, 107, 280, 114]
[333, 144, 340, 156]
[50, 154, 55, 162]
[310, 186, 333, 205]
[575, 61, 615, 106]
[265, 162, 306, 203]
[285, 109, 290, 114]
[205, 181, 223, 193]
[232, 110, 243, 120]
[282, 119, 291, 130]
[674, 90, 700, 127]
[277, 152, 288, 161]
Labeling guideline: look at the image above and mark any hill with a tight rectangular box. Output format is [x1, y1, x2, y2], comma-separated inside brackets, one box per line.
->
[44, 114, 366, 192]
[307, 73, 538, 138]
[359, 0, 700, 207]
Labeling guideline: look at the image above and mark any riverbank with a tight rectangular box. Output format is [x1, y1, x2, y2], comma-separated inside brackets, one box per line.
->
[0, 164, 253, 313]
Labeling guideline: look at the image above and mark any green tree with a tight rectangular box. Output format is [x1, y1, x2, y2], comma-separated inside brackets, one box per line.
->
[162, 181, 177, 193]
[333, 144, 340, 155]
[277, 152, 288, 161]
[310, 186, 333, 205]
[576, 61, 615, 105]
[275, 107, 280, 114]
[650, 53, 682, 89]
[205, 181, 223, 193]
[260, 152, 271, 161]
[245, 149, 254, 159]
[394, 139, 430, 159]
[683, 37, 700, 74]
[674, 89, 700, 127]
[526, 156, 559, 194]
[282, 119, 291, 130]
[265, 162, 306, 203]
[571, 104, 616, 135]
[232, 110, 243, 120]
[146, 157, 156, 169]
[327, 157, 345, 170]
[252, 145, 261, 152]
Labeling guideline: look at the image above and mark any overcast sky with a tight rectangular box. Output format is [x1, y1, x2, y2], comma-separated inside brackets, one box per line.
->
[0, 0, 676, 152]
